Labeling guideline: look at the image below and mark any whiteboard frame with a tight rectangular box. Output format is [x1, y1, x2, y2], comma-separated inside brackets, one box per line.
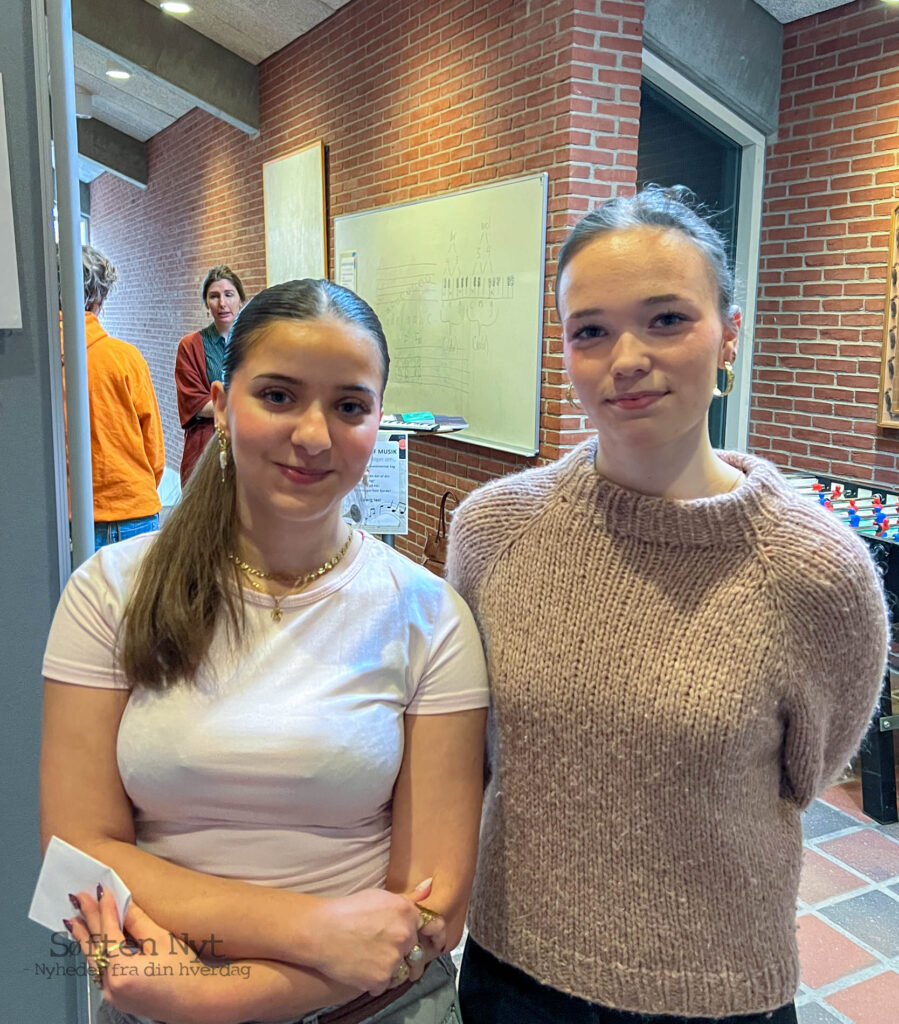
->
[263, 139, 327, 285]
[334, 172, 548, 457]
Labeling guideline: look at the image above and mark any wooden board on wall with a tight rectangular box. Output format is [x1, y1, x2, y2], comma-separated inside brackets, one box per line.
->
[263, 140, 327, 286]
[0, 75, 22, 329]
[334, 173, 548, 456]
[879, 204, 899, 429]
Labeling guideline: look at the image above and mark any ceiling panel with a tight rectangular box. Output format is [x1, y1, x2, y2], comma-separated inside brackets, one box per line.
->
[752, 0, 859, 22]
[74, 34, 193, 141]
[75, 0, 350, 176]
[139, 0, 354, 64]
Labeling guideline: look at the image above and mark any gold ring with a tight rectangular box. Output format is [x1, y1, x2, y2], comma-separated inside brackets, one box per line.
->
[415, 903, 440, 926]
[106, 940, 125, 955]
[392, 961, 410, 983]
[405, 943, 424, 964]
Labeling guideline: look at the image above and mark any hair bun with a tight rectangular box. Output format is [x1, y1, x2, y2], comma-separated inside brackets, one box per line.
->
[660, 184, 695, 205]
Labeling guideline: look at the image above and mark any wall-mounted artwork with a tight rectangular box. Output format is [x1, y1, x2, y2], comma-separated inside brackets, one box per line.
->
[263, 140, 327, 286]
[0, 75, 22, 329]
[879, 204, 899, 428]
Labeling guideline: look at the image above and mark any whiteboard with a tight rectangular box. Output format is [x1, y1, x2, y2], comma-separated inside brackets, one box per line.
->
[0, 75, 22, 329]
[264, 140, 327, 285]
[334, 174, 547, 455]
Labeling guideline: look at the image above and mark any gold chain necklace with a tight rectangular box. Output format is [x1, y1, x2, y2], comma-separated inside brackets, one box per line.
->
[228, 529, 354, 622]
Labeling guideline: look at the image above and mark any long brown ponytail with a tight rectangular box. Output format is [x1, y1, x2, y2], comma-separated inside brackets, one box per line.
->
[119, 433, 244, 688]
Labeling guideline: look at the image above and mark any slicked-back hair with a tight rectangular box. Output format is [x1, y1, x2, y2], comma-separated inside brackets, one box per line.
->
[556, 185, 737, 326]
[223, 278, 390, 393]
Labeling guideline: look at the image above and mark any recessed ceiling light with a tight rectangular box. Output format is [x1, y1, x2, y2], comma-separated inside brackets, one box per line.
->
[161, 2, 192, 12]
[105, 66, 131, 80]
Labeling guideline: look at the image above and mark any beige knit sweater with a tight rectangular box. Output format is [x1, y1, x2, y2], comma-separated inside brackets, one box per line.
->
[446, 439, 889, 1018]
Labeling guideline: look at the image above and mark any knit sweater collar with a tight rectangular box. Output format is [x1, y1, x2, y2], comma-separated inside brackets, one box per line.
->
[555, 437, 787, 550]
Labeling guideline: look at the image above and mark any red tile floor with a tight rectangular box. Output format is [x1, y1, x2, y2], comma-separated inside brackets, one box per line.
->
[797, 779, 899, 1024]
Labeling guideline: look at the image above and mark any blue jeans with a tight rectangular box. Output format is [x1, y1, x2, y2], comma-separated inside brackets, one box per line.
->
[296, 955, 460, 1024]
[98, 954, 460, 1024]
[94, 513, 159, 551]
[459, 938, 797, 1024]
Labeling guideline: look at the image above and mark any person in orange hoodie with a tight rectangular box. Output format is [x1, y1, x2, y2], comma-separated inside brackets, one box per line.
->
[80, 245, 165, 549]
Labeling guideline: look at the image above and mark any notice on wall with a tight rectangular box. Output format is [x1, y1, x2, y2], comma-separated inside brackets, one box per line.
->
[341, 434, 409, 535]
[0, 75, 22, 329]
[337, 250, 357, 292]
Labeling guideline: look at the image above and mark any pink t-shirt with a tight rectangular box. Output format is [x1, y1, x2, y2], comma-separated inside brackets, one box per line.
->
[43, 531, 488, 895]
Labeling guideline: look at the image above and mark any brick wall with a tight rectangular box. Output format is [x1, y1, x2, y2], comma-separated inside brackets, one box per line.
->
[90, 0, 643, 556]
[753, 0, 899, 487]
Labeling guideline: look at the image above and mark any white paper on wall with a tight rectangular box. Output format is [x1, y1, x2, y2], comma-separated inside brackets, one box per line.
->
[341, 434, 409, 536]
[0, 74, 23, 330]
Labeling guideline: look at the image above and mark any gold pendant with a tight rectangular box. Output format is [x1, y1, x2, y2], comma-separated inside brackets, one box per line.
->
[271, 604, 283, 623]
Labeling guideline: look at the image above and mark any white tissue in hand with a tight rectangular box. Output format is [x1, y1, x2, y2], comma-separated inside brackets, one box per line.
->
[29, 835, 132, 932]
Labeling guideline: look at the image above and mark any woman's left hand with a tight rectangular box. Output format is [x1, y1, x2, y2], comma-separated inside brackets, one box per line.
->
[66, 886, 240, 1024]
[415, 903, 447, 966]
[387, 893, 448, 989]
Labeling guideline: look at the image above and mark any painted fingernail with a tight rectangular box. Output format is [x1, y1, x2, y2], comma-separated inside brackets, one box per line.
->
[68, 893, 81, 910]
[63, 919, 74, 934]
[96, 884, 104, 901]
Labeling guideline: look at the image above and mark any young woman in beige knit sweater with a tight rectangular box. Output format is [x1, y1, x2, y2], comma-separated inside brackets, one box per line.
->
[447, 186, 889, 1024]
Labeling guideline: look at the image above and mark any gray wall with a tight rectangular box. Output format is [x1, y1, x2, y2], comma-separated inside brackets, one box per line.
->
[644, 0, 783, 137]
[0, 4, 76, 1021]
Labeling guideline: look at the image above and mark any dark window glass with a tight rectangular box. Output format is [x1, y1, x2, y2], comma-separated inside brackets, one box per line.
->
[637, 80, 741, 448]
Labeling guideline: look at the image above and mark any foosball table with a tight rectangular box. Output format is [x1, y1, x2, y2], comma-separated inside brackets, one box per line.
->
[789, 474, 898, 824]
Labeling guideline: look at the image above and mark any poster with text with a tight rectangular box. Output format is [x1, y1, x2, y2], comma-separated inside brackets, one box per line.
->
[341, 435, 409, 535]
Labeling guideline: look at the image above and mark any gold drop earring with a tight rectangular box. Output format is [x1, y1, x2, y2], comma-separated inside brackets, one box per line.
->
[713, 361, 735, 399]
[217, 427, 230, 483]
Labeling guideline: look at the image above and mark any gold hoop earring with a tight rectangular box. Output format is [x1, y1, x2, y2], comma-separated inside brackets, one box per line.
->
[217, 427, 230, 483]
[713, 361, 735, 399]
[566, 383, 581, 409]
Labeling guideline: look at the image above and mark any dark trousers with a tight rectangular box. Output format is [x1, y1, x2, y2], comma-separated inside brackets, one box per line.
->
[458, 938, 798, 1024]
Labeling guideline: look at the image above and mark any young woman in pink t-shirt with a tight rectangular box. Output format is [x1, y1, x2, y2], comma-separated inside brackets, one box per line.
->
[42, 279, 487, 1024]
